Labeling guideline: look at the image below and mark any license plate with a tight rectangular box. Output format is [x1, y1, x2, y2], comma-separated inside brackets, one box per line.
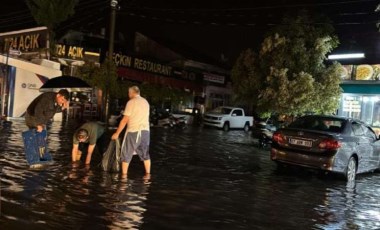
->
[289, 138, 312, 147]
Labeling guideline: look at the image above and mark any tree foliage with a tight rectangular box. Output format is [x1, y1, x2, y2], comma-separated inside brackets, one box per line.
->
[27, 0, 78, 29]
[26, 0, 78, 56]
[231, 49, 262, 107]
[77, 59, 120, 98]
[232, 11, 342, 116]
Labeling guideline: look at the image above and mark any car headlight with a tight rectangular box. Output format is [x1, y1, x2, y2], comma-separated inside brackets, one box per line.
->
[217, 117, 222, 120]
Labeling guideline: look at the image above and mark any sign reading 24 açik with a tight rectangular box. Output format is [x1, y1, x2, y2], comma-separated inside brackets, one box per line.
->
[0, 27, 47, 53]
[55, 44, 84, 60]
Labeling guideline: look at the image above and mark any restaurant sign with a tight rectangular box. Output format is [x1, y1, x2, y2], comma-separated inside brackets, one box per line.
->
[113, 52, 172, 77]
[113, 52, 226, 84]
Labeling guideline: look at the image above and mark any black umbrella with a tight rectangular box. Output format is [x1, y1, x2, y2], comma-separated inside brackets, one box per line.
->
[39, 75, 92, 92]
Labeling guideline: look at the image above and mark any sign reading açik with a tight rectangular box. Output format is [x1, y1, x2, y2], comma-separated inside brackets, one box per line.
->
[0, 27, 47, 53]
[55, 44, 84, 60]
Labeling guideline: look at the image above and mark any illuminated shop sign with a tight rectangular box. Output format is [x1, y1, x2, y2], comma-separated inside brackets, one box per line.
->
[113, 52, 226, 85]
[56, 44, 84, 59]
[341, 64, 380, 80]
[0, 30, 47, 53]
[55, 44, 100, 62]
[113, 53, 172, 77]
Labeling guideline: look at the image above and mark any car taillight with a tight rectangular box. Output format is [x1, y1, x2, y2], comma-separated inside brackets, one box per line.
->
[318, 139, 342, 150]
[272, 132, 286, 144]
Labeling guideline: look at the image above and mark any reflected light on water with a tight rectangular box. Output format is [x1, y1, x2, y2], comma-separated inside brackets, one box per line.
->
[1, 120, 380, 229]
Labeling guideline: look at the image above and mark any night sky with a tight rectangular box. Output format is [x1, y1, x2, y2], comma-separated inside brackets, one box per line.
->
[0, 0, 379, 66]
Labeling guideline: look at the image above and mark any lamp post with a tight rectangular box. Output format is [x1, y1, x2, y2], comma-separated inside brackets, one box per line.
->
[104, 0, 118, 123]
[109, 0, 118, 57]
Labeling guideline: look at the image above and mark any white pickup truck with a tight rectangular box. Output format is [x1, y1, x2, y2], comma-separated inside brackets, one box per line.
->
[203, 106, 254, 131]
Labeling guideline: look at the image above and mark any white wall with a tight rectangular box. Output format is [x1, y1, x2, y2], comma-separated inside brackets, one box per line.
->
[0, 55, 62, 117]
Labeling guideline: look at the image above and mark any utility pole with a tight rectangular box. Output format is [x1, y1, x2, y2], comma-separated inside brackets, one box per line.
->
[104, 0, 118, 123]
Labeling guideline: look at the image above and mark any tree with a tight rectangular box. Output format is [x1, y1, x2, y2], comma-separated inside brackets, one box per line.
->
[232, 11, 342, 117]
[231, 49, 262, 108]
[26, 0, 79, 57]
[77, 59, 120, 97]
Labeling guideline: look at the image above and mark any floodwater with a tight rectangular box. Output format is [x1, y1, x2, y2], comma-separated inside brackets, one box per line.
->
[1, 120, 380, 230]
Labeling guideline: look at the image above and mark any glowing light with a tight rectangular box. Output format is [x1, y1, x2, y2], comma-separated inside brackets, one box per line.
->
[328, 53, 365, 60]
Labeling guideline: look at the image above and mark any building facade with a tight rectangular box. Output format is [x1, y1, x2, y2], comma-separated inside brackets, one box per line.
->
[338, 64, 380, 134]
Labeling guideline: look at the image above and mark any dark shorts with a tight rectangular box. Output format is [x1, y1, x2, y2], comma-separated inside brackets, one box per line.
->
[121, 130, 150, 163]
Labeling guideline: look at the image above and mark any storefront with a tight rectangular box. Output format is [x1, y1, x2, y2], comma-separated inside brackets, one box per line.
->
[338, 64, 380, 134]
[114, 51, 230, 114]
[0, 27, 65, 118]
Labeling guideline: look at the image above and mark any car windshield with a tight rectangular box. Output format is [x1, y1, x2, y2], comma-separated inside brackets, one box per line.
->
[211, 107, 232, 115]
[288, 116, 346, 133]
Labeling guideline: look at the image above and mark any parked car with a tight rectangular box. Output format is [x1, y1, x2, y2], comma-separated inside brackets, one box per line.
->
[271, 115, 380, 182]
[252, 119, 277, 148]
[203, 106, 254, 131]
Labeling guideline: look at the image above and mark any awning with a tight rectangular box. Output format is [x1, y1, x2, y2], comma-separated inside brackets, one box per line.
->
[341, 82, 380, 95]
[117, 67, 203, 93]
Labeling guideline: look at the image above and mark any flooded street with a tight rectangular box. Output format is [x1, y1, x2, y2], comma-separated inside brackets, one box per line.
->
[1, 120, 380, 229]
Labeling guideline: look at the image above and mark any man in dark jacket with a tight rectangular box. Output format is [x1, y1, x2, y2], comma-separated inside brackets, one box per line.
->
[72, 122, 106, 165]
[25, 89, 69, 132]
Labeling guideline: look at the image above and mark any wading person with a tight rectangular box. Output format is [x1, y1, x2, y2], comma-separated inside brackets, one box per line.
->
[72, 122, 107, 165]
[25, 89, 69, 132]
[111, 86, 151, 178]
[23, 89, 69, 166]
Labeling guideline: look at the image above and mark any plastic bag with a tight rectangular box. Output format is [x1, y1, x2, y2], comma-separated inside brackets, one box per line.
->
[22, 129, 53, 166]
[101, 139, 121, 172]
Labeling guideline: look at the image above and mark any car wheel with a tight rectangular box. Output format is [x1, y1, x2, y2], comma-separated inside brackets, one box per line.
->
[223, 122, 229, 132]
[346, 156, 357, 182]
[244, 123, 250, 132]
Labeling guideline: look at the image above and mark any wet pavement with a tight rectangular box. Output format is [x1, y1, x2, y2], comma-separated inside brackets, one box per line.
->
[1, 120, 380, 230]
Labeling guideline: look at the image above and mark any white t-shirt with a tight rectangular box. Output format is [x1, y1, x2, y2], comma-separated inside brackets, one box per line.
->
[123, 95, 150, 132]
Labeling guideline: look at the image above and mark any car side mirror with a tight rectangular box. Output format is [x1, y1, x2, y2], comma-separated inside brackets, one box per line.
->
[232, 113, 237, 117]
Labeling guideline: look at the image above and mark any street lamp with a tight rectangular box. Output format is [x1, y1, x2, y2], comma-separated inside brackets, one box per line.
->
[103, 0, 119, 122]
[108, 0, 118, 57]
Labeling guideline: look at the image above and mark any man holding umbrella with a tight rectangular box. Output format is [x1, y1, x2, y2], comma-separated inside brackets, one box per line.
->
[22, 89, 69, 166]
[25, 89, 70, 132]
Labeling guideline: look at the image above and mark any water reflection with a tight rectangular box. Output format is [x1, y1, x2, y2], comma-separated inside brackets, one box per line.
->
[103, 175, 150, 229]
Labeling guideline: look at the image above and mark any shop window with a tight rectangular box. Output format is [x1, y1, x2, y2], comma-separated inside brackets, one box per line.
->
[342, 95, 361, 119]
[361, 96, 374, 124]
[372, 98, 380, 127]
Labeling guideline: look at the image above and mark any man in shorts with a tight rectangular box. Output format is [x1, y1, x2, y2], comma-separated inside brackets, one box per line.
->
[112, 86, 151, 178]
